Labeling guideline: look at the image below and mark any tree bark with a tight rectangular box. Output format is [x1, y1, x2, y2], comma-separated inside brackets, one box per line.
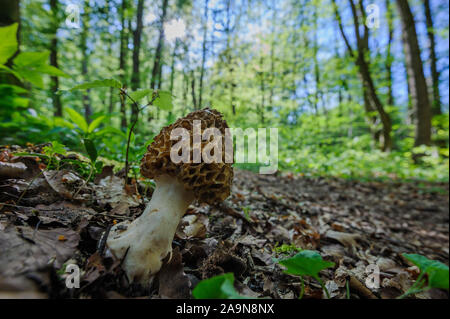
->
[423, 0, 441, 116]
[150, 0, 169, 90]
[131, 0, 144, 122]
[49, 0, 62, 117]
[396, 0, 432, 146]
[198, 0, 209, 109]
[119, 0, 128, 130]
[385, 0, 394, 106]
[333, 0, 393, 151]
[81, 0, 91, 123]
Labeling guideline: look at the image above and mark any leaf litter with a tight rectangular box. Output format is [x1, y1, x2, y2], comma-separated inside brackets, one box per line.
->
[0, 149, 448, 299]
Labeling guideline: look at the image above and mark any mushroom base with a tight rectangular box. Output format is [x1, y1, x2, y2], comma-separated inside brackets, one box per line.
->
[106, 175, 194, 284]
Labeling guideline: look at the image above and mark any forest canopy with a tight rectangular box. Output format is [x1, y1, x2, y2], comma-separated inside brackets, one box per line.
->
[0, 0, 449, 181]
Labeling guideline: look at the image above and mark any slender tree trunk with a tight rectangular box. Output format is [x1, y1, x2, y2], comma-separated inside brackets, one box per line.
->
[313, 5, 320, 115]
[119, 0, 128, 130]
[131, 0, 144, 122]
[423, 0, 441, 116]
[259, 56, 265, 124]
[268, 0, 276, 112]
[225, 0, 236, 115]
[150, 0, 169, 90]
[198, 0, 209, 109]
[169, 40, 178, 95]
[333, 0, 393, 151]
[49, 0, 62, 117]
[396, 0, 432, 146]
[385, 0, 394, 106]
[191, 71, 197, 110]
[105, 2, 114, 121]
[81, 0, 91, 123]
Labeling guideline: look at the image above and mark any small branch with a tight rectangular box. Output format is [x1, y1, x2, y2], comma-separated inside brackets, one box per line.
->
[121, 89, 158, 183]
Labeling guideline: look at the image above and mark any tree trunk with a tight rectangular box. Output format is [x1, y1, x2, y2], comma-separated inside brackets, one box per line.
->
[333, 0, 393, 151]
[423, 0, 441, 116]
[169, 40, 178, 95]
[81, 0, 91, 123]
[385, 0, 394, 106]
[131, 0, 144, 122]
[191, 71, 197, 110]
[198, 0, 209, 109]
[119, 0, 128, 130]
[150, 0, 169, 90]
[259, 56, 265, 124]
[396, 0, 432, 146]
[49, 0, 62, 117]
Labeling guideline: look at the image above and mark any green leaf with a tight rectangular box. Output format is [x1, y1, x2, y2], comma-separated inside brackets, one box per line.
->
[35, 64, 69, 77]
[193, 273, 249, 299]
[277, 250, 335, 279]
[66, 108, 89, 133]
[83, 138, 98, 163]
[14, 69, 44, 88]
[69, 78, 123, 91]
[0, 84, 28, 94]
[13, 51, 49, 68]
[88, 115, 106, 133]
[0, 64, 23, 81]
[128, 89, 153, 102]
[403, 254, 449, 290]
[153, 90, 173, 111]
[0, 23, 19, 65]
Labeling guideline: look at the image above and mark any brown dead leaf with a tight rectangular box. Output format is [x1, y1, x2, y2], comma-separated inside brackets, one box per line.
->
[325, 230, 361, 248]
[0, 226, 79, 277]
[158, 248, 191, 298]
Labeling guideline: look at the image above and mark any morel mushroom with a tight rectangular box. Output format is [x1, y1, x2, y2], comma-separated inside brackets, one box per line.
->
[106, 108, 233, 284]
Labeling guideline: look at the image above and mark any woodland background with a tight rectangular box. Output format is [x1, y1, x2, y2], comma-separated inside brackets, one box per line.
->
[0, 0, 449, 181]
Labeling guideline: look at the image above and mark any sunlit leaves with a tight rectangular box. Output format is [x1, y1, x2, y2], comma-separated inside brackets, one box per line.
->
[11, 51, 69, 88]
[128, 89, 153, 102]
[66, 108, 88, 133]
[88, 115, 106, 133]
[69, 78, 123, 91]
[153, 90, 173, 110]
[0, 23, 18, 65]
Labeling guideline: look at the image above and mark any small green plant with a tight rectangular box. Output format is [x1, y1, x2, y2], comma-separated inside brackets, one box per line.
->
[242, 206, 252, 222]
[273, 243, 302, 254]
[43, 141, 67, 170]
[67, 78, 173, 182]
[398, 253, 449, 299]
[276, 250, 335, 299]
[192, 273, 250, 299]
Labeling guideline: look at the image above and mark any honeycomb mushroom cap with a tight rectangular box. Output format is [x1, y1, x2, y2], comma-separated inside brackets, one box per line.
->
[141, 108, 233, 204]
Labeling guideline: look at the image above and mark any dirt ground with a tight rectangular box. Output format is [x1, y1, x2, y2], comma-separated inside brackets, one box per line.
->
[0, 150, 448, 299]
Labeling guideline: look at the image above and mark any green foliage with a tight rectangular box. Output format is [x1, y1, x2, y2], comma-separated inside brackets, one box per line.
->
[0, 23, 19, 64]
[66, 108, 89, 133]
[153, 91, 174, 111]
[193, 273, 249, 299]
[277, 250, 335, 279]
[273, 243, 302, 254]
[403, 254, 449, 291]
[277, 250, 335, 298]
[83, 138, 98, 163]
[68, 78, 123, 91]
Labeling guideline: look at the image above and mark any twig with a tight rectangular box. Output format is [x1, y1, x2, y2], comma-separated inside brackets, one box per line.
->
[121, 89, 158, 183]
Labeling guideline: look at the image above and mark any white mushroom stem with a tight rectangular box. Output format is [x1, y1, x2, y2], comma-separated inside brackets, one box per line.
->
[106, 174, 194, 284]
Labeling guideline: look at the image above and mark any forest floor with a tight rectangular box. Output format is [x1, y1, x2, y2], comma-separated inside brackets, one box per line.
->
[0, 146, 448, 299]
